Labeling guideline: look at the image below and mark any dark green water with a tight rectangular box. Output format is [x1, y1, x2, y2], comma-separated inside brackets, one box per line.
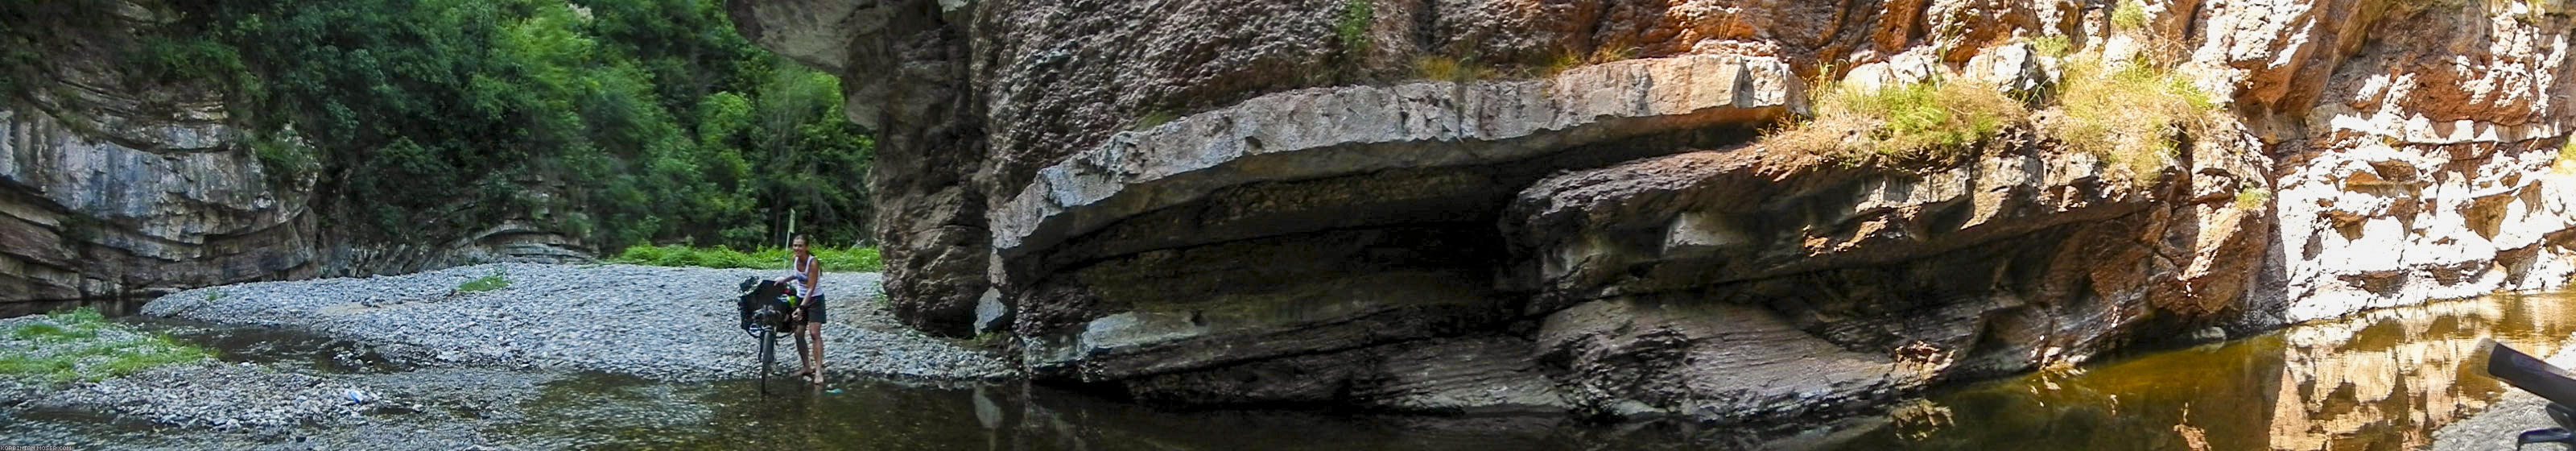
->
[10, 292, 2574, 450]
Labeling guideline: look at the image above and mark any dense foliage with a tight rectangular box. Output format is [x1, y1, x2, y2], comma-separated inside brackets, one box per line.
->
[2, 0, 875, 252]
[609, 243, 882, 271]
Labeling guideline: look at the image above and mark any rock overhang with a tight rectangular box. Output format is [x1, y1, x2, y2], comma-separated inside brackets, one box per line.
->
[989, 53, 1802, 275]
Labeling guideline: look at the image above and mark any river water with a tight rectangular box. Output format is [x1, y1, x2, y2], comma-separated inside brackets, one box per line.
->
[8, 292, 2574, 450]
[1818, 292, 2576, 451]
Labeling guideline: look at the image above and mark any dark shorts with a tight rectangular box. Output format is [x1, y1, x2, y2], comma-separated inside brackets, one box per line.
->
[799, 294, 827, 325]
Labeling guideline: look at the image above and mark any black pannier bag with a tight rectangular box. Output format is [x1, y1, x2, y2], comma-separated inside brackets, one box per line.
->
[737, 278, 793, 332]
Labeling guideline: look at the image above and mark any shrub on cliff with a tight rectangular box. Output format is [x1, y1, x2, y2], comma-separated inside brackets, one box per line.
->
[2045, 53, 2220, 184]
[1766, 77, 2029, 168]
[1762, 39, 2216, 185]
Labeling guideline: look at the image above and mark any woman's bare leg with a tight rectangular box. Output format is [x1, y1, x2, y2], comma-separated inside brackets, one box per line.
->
[791, 325, 813, 379]
[802, 322, 825, 385]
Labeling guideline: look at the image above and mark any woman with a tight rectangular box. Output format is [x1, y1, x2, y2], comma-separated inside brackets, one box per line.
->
[778, 235, 827, 385]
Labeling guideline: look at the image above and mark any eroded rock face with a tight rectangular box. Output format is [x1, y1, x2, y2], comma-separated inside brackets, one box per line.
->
[733, 0, 2576, 424]
[2227, 1, 2576, 323]
[0, 83, 316, 315]
[1501, 131, 2278, 419]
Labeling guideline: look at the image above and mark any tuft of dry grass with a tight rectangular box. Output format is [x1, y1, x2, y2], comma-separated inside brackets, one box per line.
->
[1765, 76, 2029, 168]
[2045, 53, 2219, 185]
[1540, 45, 1640, 77]
[1414, 55, 1492, 82]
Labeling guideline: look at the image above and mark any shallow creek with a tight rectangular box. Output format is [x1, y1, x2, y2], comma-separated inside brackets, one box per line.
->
[6, 292, 2574, 450]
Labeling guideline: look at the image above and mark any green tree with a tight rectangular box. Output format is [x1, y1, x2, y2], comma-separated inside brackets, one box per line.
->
[1, 0, 877, 254]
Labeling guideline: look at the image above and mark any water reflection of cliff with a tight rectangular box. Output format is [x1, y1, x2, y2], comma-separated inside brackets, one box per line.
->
[945, 293, 2576, 451]
[1821, 292, 2576, 451]
[2260, 293, 2576, 450]
[493, 294, 2576, 450]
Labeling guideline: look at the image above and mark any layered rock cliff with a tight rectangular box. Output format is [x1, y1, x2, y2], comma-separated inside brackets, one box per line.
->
[0, 2, 588, 315]
[729, 0, 2576, 424]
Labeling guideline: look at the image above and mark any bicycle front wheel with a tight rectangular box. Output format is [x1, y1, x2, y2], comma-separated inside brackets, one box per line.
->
[756, 325, 777, 393]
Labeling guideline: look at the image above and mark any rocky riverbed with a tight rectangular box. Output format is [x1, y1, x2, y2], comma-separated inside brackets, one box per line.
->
[140, 263, 1014, 381]
[3, 263, 1021, 449]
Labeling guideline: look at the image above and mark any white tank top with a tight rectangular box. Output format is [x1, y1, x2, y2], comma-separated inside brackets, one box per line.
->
[791, 254, 824, 298]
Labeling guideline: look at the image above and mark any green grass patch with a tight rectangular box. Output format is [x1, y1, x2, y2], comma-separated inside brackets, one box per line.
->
[2235, 187, 2271, 209]
[2031, 35, 2072, 58]
[55, 307, 106, 326]
[2046, 53, 2219, 185]
[99, 335, 214, 378]
[0, 354, 76, 385]
[1335, 0, 1373, 56]
[1765, 77, 2029, 168]
[2112, 0, 2150, 31]
[11, 305, 108, 342]
[1133, 110, 1179, 130]
[1, 308, 213, 386]
[457, 270, 512, 292]
[609, 244, 885, 271]
[10, 322, 97, 342]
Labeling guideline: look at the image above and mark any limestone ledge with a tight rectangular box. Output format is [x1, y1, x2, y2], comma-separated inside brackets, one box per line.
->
[992, 53, 1800, 261]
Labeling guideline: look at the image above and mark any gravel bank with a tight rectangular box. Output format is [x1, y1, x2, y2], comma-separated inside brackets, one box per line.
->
[140, 263, 1015, 381]
[23, 362, 383, 430]
[2, 312, 402, 442]
[7, 361, 570, 450]
[2427, 335, 2576, 451]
